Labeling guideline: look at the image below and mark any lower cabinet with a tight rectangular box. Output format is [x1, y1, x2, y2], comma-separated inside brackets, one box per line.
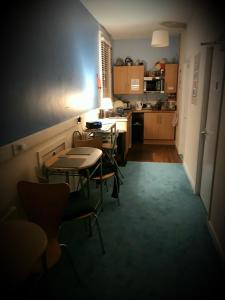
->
[144, 112, 175, 144]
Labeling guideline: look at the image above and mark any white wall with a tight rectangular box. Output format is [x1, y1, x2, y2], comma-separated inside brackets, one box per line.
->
[177, 4, 224, 192]
[177, 4, 225, 260]
[0, 109, 99, 220]
[112, 36, 180, 70]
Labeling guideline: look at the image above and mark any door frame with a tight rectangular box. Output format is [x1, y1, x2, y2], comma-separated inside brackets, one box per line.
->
[177, 59, 191, 158]
[195, 47, 214, 194]
[196, 45, 225, 216]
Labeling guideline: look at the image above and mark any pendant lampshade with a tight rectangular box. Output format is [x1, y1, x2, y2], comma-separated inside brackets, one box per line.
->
[151, 30, 169, 47]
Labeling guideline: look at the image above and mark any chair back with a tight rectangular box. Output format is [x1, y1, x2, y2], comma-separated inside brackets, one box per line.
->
[112, 129, 119, 152]
[73, 137, 103, 149]
[17, 181, 70, 239]
[72, 130, 82, 147]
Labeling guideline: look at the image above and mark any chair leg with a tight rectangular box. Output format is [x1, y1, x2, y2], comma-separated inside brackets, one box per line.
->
[88, 216, 92, 237]
[60, 244, 84, 287]
[114, 175, 120, 206]
[93, 214, 105, 254]
[104, 180, 109, 192]
[113, 155, 124, 181]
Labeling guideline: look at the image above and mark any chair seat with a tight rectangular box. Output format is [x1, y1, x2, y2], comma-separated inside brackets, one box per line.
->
[102, 143, 117, 150]
[92, 172, 115, 181]
[62, 191, 100, 222]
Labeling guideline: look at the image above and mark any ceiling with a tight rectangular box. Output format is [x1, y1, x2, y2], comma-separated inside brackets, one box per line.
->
[80, 0, 197, 39]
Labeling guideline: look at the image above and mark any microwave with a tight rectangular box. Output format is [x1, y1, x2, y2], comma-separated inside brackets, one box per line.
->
[144, 77, 164, 92]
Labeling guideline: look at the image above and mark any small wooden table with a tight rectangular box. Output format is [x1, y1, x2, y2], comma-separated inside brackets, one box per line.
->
[0, 219, 47, 293]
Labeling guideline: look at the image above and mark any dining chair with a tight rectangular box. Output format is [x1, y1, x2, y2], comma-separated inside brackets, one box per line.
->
[0, 219, 48, 296]
[72, 137, 120, 207]
[17, 180, 105, 259]
[17, 181, 72, 270]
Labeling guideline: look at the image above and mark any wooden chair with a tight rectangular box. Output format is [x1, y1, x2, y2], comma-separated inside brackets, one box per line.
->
[72, 130, 82, 147]
[73, 136, 102, 149]
[17, 181, 71, 270]
[0, 220, 47, 295]
[17, 180, 105, 262]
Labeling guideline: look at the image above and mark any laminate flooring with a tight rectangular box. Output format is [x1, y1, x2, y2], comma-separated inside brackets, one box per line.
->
[127, 143, 182, 163]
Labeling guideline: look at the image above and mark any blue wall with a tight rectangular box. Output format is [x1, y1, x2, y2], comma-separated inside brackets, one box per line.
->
[1, 0, 99, 146]
[112, 36, 180, 70]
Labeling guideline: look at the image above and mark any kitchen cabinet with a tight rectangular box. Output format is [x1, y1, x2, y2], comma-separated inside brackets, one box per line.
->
[113, 66, 144, 94]
[144, 112, 175, 144]
[164, 64, 178, 93]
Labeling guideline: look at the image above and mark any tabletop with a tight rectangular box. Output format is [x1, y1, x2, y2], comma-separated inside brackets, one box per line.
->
[45, 146, 102, 171]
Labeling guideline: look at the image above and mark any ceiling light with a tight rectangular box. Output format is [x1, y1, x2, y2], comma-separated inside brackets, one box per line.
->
[151, 30, 169, 47]
[160, 21, 186, 29]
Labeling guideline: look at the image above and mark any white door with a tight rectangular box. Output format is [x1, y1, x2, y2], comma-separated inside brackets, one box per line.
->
[200, 46, 225, 213]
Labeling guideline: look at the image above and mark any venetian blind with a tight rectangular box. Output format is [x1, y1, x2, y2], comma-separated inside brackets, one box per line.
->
[101, 40, 112, 97]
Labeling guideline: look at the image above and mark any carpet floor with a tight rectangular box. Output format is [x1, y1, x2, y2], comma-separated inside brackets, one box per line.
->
[24, 162, 225, 299]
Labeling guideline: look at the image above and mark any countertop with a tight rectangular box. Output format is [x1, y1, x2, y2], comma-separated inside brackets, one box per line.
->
[108, 109, 176, 120]
[132, 109, 176, 113]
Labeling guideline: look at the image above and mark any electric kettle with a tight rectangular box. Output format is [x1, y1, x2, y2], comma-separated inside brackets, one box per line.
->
[135, 101, 143, 110]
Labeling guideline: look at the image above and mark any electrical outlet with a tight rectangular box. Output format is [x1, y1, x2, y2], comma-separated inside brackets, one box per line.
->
[76, 116, 81, 124]
[12, 143, 27, 156]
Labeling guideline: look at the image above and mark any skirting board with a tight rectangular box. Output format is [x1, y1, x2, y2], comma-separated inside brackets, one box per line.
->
[183, 161, 196, 193]
[208, 220, 225, 266]
[144, 139, 175, 145]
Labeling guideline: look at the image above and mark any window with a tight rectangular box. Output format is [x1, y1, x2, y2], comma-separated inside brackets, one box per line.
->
[99, 34, 112, 98]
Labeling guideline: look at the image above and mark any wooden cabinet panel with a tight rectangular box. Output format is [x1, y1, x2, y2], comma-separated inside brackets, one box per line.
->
[144, 112, 175, 142]
[127, 66, 144, 93]
[165, 64, 178, 93]
[158, 113, 175, 139]
[144, 113, 159, 139]
[113, 66, 144, 94]
[113, 67, 127, 94]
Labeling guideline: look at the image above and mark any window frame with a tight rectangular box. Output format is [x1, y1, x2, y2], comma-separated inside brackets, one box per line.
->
[99, 32, 112, 100]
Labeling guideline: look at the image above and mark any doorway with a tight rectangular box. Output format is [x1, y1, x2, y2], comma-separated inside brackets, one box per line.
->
[127, 144, 182, 163]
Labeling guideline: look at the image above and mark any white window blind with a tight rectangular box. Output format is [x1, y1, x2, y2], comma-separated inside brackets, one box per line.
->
[101, 39, 112, 98]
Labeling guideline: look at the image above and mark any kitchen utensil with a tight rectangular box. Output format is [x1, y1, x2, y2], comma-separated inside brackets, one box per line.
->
[135, 101, 143, 110]
[113, 100, 124, 110]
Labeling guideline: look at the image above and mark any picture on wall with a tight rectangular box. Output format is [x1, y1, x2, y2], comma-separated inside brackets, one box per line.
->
[192, 52, 201, 103]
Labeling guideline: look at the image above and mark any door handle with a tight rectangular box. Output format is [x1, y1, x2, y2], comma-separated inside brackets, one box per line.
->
[201, 130, 207, 135]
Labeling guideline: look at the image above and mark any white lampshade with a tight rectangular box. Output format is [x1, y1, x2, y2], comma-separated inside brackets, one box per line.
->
[151, 30, 169, 47]
[101, 97, 113, 110]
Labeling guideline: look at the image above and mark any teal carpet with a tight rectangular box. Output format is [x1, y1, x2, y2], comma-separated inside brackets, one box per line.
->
[27, 162, 225, 299]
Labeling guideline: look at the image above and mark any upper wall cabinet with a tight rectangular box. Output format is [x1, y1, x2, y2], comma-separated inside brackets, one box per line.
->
[164, 64, 178, 94]
[113, 66, 144, 94]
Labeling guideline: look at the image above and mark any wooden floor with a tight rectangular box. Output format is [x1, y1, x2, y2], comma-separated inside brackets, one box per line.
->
[127, 143, 182, 163]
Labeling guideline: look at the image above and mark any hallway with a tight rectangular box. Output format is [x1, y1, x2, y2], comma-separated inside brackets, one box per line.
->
[127, 144, 182, 163]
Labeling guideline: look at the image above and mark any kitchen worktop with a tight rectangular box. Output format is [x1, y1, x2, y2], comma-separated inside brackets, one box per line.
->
[108, 109, 176, 120]
[133, 109, 176, 113]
